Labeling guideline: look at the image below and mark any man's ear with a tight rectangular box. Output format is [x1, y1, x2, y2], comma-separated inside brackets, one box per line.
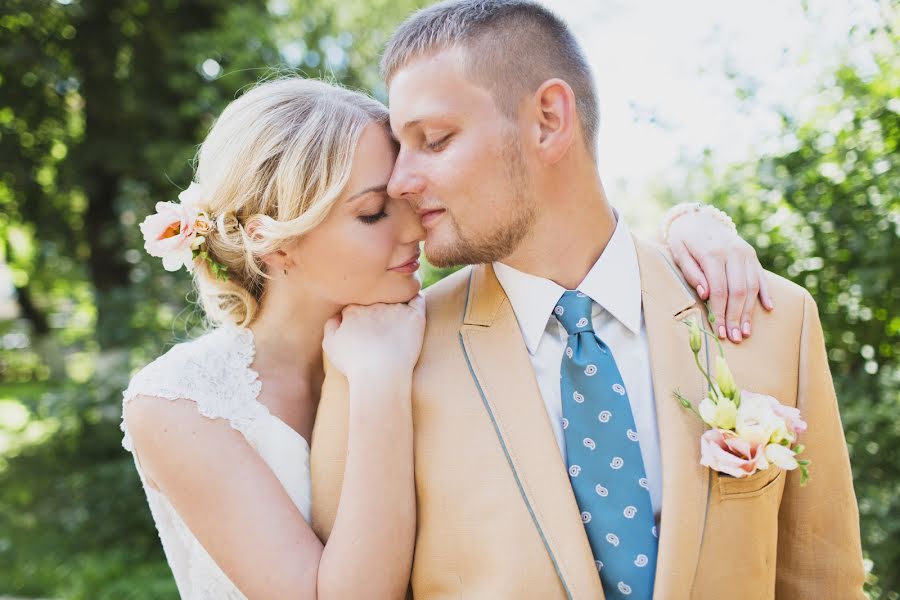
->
[531, 78, 577, 165]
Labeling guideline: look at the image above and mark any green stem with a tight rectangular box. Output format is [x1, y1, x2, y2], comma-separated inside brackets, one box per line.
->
[693, 350, 717, 392]
[702, 302, 727, 356]
[673, 390, 703, 420]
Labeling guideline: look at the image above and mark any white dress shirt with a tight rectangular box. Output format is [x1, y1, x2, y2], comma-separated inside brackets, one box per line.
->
[493, 219, 663, 518]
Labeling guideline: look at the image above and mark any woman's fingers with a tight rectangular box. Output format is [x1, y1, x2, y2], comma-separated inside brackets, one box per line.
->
[696, 252, 729, 338]
[671, 240, 710, 300]
[323, 314, 341, 338]
[738, 258, 761, 339]
[724, 258, 749, 343]
[407, 293, 426, 316]
[758, 266, 775, 311]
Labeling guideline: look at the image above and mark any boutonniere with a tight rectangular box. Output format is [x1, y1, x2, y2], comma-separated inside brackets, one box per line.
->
[674, 309, 811, 485]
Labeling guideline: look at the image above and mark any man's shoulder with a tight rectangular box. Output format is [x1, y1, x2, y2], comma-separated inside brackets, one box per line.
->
[423, 265, 473, 295]
[760, 270, 815, 327]
[424, 265, 475, 321]
[713, 271, 817, 367]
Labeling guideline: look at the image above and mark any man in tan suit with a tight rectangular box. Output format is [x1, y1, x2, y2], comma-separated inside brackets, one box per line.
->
[311, 1, 866, 598]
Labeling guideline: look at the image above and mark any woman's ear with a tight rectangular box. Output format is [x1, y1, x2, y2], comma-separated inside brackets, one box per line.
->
[532, 78, 577, 165]
[259, 248, 291, 275]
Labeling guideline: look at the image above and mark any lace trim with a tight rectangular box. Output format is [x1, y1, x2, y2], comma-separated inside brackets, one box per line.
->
[120, 326, 268, 452]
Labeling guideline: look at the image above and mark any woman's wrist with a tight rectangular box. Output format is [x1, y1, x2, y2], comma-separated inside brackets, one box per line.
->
[346, 366, 414, 391]
[661, 202, 737, 244]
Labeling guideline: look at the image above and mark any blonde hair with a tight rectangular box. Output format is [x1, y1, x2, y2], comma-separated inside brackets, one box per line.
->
[189, 77, 389, 327]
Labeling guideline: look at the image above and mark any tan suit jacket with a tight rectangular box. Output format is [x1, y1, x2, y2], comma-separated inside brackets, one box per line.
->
[311, 237, 865, 599]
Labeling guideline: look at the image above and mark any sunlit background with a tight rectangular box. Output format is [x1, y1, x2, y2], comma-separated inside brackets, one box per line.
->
[1, 1, 897, 598]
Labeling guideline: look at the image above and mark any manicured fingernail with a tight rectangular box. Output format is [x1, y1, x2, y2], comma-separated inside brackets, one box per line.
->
[696, 284, 705, 297]
[718, 325, 727, 338]
[731, 328, 741, 341]
[742, 322, 751, 336]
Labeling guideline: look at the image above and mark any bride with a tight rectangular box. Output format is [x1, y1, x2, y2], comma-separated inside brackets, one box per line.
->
[121, 77, 769, 599]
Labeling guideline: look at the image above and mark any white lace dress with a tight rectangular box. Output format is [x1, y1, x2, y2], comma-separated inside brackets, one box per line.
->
[120, 326, 312, 599]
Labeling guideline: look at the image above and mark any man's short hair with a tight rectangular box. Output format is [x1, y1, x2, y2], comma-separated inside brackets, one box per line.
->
[381, 0, 599, 155]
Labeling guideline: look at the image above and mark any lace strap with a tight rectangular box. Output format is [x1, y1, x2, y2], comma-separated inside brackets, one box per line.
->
[120, 327, 267, 452]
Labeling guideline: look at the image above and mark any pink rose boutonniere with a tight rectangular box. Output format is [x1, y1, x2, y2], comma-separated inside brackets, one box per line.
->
[138, 182, 228, 281]
[674, 311, 811, 485]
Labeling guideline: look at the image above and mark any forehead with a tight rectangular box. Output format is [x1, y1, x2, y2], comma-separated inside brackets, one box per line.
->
[387, 46, 497, 131]
[345, 123, 397, 190]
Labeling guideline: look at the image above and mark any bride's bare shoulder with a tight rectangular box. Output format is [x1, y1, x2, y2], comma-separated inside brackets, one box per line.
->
[123, 393, 251, 490]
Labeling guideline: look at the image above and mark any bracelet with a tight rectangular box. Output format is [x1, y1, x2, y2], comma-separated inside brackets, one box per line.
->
[661, 202, 737, 244]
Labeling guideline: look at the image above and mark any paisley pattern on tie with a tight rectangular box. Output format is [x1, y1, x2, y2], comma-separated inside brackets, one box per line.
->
[555, 290, 658, 599]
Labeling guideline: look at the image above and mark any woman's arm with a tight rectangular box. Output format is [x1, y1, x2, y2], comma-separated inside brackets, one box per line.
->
[663, 203, 774, 343]
[124, 296, 424, 600]
[125, 396, 324, 599]
[315, 372, 415, 598]
[315, 297, 424, 598]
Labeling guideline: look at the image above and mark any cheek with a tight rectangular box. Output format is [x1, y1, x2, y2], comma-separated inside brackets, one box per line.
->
[318, 222, 391, 292]
[438, 137, 507, 210]
[346, 226, 395, 277]
[294, 222, 392, 301]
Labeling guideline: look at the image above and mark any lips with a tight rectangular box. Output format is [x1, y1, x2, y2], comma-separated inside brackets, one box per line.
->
[419, 208, 446, 228]
[389, 251, 421, 273]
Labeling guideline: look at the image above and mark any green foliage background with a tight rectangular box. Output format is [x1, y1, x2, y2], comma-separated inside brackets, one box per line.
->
[0, 1, 896, 598]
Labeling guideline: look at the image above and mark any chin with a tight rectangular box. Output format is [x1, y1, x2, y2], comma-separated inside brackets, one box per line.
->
[367, 276, 422, 305]
[423, 233, 465, 268]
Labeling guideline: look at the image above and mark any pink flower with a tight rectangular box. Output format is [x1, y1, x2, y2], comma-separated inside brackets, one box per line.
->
[139, 201, 200, 272]
[700, 428, 770, 478]
[766, 394, 808, 437]
[177, 181, 205, 209]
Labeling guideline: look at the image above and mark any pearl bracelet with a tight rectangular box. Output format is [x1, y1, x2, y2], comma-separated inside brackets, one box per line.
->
[661, 202, 737, 244]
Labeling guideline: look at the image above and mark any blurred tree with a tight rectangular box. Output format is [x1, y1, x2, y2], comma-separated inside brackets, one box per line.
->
[3, 0, 895, 597]
[696, 24, 898, 598]
[0, 0, 423, 597]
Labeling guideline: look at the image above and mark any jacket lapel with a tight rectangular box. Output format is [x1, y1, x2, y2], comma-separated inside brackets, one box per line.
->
[459, 264, 605, 600]
[633, 238, 711, 600]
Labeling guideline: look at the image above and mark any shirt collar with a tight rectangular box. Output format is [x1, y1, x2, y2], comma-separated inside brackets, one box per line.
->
[493, 218, 642, 355]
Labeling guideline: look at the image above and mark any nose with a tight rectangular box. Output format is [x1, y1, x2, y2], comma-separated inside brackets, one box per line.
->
[393, 197, 426, 244]
[387, 150, 426, 200]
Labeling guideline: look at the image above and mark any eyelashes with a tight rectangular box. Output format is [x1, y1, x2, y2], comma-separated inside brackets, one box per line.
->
[426, 134, 452, 152]
[358, 210, 388, 225]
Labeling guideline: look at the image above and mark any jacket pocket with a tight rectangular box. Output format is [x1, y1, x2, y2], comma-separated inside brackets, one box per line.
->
[716, 467, 785, 499]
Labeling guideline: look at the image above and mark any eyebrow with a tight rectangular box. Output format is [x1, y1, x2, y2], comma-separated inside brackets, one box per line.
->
[346, 184, 388, 203]
[400, 113, 455, 133]
[401, 119, 422, 133]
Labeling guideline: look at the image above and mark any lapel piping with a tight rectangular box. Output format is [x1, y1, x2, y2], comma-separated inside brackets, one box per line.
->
[633, 237, 712, 599]
[458, 264, 605, 599]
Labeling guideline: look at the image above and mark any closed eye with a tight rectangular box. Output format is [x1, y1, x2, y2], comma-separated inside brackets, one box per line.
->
[426, 134, 452, 152]
[358, 210, 388, 224]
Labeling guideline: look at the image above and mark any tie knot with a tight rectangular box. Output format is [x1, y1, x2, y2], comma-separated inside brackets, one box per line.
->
[553, 290, 594, 335]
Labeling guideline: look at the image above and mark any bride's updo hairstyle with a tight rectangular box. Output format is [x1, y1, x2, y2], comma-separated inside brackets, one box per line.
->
[191, 77, 389, 327]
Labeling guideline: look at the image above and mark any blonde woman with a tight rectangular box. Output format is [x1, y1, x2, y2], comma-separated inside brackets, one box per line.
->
[122, 77, 767, 599]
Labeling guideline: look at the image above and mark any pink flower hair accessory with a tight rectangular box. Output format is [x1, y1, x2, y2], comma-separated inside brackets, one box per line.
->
[138, 182, 228, 281]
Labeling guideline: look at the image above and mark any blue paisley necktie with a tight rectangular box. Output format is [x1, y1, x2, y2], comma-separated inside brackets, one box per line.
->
[554, 290, 658, 599]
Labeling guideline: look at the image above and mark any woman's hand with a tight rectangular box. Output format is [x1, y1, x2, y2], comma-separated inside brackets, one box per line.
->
[323, 294, 426, 381]
[667, 209, 774, 343]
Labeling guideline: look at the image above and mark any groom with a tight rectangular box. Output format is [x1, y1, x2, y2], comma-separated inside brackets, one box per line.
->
[311, 1, 865, 598]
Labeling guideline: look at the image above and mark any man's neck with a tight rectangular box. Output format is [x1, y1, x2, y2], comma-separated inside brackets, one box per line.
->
[499, 179, 617, 290]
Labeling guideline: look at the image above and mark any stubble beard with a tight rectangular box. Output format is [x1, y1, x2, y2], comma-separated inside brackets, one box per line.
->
[424, 133, 537, 268]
